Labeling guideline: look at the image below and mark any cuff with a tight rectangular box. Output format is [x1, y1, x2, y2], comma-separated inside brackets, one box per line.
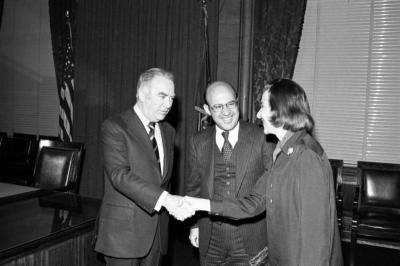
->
[209, 200, 223, 216]
[154, 191, 169, 211]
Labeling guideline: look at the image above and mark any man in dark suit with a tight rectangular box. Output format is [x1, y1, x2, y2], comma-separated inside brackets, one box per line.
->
[185, 81, 274, 266]
[94, 68, 193, 266]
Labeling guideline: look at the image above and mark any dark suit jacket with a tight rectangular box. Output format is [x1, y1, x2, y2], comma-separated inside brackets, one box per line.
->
[185, 122, 274, 258]
[94, 108, 175, 258]
[211, 130, 343, 266]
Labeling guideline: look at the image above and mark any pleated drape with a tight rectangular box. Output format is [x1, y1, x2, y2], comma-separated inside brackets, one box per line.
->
[74, 0, 219, 198]
[251, 0, 307, 121]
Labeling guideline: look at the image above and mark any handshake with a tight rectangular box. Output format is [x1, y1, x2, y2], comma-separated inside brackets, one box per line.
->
[162, 194, 210, 221]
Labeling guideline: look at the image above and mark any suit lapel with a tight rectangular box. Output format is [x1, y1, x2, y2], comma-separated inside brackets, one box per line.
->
[159, 123, 170, 181]
[124, 109, 162, 180]
[204, 128, 216, 198]
[125, 109, 152, 153]
[235, 123, 253, 193]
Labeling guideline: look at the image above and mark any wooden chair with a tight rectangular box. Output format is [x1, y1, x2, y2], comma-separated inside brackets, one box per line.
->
[350, 161, 400, 266]
[32, 140, 85, 193]
[329, 159, 344, 229]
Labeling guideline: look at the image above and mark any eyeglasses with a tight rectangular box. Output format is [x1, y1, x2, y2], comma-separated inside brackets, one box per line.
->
[210, 100, 238, 113]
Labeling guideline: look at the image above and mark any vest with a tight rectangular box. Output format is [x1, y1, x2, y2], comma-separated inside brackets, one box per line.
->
[213, 141, 236, 198]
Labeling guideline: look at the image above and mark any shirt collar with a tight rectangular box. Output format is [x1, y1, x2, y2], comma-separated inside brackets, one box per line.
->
[133, 104, 152, 129]
[279, 130, 307, 155]
[215, 122, 239, 142]
[277, 131, 294, 150]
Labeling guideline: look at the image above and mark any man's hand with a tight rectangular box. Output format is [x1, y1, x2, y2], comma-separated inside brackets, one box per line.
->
[162, 194, 195, 221]
[189, 227, 199, 248]
[183, 196, 211, 212]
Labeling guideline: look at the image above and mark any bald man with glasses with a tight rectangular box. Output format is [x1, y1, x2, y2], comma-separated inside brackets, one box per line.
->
[185, 81, 275, 266]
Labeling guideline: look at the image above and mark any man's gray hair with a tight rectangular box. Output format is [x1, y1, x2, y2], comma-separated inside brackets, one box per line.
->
[136, 68, 174, 98]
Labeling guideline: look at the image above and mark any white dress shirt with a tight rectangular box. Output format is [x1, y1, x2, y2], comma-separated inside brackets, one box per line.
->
[133, 104, 164, 174]
[133, 104, 167, 211]
[215, 122, 240, 151]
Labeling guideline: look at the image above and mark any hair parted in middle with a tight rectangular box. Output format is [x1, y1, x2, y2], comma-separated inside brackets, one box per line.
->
[266, 78, 314, 133]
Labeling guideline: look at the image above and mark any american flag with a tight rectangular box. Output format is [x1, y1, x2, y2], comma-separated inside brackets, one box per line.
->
[59, 11, 74, 142]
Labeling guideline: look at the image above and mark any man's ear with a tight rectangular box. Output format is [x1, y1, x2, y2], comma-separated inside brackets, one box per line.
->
[137, 87, 146, 102]
[203, 104, 212, 116]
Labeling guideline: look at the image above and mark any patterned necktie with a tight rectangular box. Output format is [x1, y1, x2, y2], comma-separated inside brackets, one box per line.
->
[148, 122, 160, 172]
[222, 131, 233, 161]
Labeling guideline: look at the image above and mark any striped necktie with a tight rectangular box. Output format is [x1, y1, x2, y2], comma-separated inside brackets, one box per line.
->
[148, 122, 160, 172]
[222, 131, 233, 161]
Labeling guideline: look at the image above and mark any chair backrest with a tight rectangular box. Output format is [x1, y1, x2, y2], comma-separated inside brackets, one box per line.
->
[33, 147, 77, 189]
[33, 140, 85, 193]
[0, 132, 7, 147]
[0, 136, 37, 185]
[357, 161, 400, 211]
[39, 135, 61, 142]
[0, 137, 35, 163]
[13, 132, 37, 141]
[35, 139, 84, 165]
[12, 132, 38, 165]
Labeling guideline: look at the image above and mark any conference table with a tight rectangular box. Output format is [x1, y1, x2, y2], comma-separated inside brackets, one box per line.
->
[0, 182, 39, 200]
[0, 183, 103, 266]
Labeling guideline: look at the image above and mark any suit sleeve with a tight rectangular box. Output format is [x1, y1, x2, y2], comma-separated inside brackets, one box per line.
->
[101, 120, 164, 214]
[298, 149, 333, 265]
[185, 135, 201, 197]
[184, 135, 202, 228]
[210, 171, 267, 219]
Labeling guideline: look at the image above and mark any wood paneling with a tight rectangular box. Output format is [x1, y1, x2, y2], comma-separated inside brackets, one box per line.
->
[1, 231, 104, 266]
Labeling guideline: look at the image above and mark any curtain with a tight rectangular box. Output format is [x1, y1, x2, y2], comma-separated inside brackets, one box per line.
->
[251, 0, 307, 121]
[74, 0, 219, 198]
[0, 0, 4, 30]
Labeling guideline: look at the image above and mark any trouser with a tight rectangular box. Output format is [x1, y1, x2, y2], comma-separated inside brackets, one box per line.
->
[201, 222, 249, 266]
[104, 227, 162, 266]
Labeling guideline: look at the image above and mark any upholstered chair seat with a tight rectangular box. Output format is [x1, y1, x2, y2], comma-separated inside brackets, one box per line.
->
[357, 212, 400, 239]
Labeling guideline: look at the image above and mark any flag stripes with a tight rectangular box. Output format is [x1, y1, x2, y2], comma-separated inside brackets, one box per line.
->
[58, 11, 74, 142]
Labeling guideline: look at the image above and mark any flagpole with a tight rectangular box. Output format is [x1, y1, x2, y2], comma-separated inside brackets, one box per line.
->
[201, 0, 211, 86]
[196, 0, 212, 131]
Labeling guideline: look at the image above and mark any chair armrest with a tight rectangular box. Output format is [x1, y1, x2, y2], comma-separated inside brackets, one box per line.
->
[351, 184, 360, 231]
[336, 182, 344, 229]
[349, 183, 360, 266]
